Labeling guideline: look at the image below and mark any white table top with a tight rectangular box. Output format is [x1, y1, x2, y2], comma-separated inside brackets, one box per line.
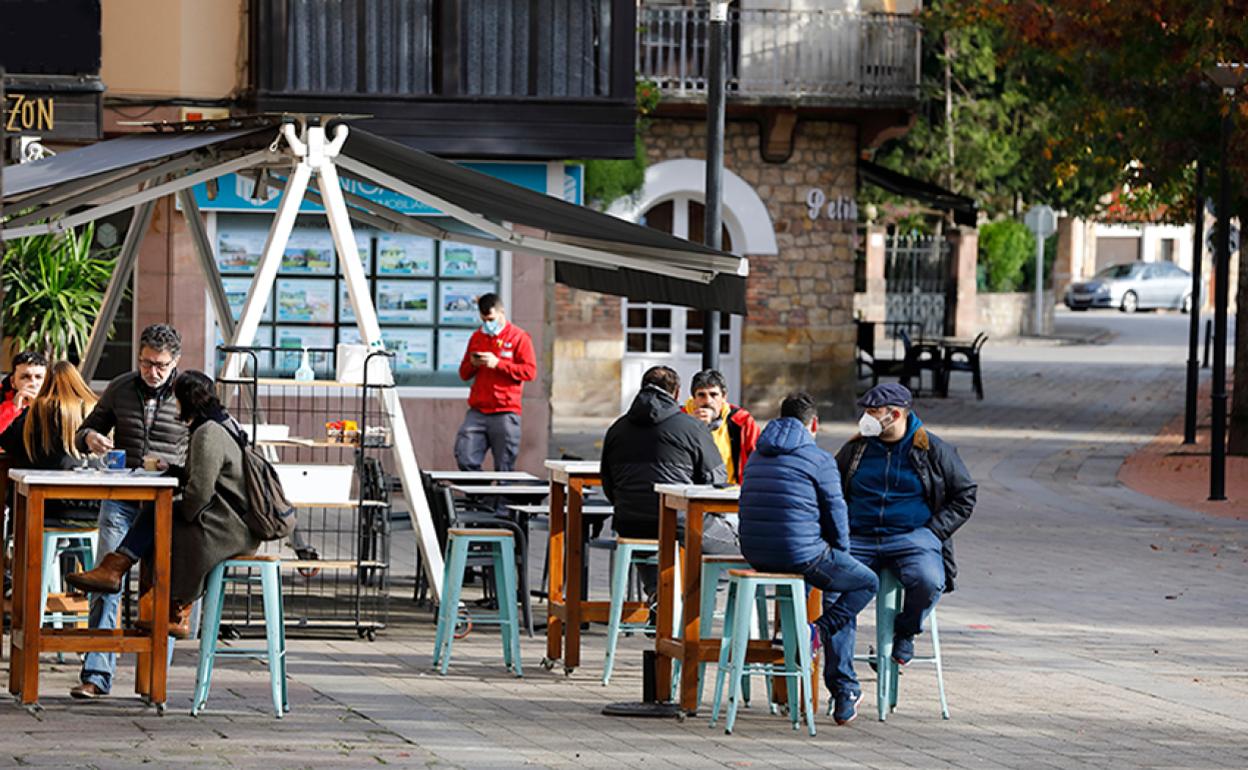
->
[653, 483, 740, 501]
[427, 470, 541, 482]
[544, 460, 601, 475]
[8, 469, 179, 487]
[450, 484, 550, 496]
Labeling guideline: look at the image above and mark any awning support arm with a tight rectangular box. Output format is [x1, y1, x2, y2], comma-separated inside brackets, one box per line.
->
[80, 196, 157, 380]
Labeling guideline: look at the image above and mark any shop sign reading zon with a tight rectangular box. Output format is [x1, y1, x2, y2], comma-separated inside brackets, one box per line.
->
[3, 90, 102, 140]
[4, 92, 56, 133]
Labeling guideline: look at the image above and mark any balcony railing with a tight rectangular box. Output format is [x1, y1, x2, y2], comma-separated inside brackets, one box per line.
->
[637, 6, 920, 104]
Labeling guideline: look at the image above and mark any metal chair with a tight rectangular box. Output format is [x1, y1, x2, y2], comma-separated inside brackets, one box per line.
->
[942, 333, 988, 400]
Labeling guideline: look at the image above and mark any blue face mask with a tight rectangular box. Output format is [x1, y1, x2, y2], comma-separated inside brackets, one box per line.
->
[481, 318, 504, 336]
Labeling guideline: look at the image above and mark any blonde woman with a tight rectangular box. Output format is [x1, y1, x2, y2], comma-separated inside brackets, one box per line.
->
[0, 360, 100, 523]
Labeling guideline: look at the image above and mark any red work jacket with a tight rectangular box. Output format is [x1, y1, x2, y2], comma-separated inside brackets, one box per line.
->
[458, 322, 537, 414]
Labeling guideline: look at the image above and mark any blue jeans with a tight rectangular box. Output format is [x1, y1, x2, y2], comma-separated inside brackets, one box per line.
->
[81, 500, 143, 693]
[755, 546, 879, 687]
[824, 528, 945, 697]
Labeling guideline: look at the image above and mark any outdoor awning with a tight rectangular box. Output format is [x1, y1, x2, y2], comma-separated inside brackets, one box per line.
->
[858, 159, 978, 228]
[1, 120, 748, 313]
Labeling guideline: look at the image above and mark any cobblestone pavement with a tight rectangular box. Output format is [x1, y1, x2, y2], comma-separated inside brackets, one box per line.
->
[4, 310, 1246, 769]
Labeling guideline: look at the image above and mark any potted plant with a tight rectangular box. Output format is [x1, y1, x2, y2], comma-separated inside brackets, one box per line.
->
[1, 223, 118, 362]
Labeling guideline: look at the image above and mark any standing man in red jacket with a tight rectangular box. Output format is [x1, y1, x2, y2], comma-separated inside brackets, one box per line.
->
[455, 293, 537, 472]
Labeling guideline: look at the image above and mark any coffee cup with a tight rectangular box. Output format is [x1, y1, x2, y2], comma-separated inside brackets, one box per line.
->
[105, 450, 126, 470]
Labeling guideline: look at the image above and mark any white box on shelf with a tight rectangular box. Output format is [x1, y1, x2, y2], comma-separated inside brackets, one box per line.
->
[336, 343, 394, 386]
[275, 464, 354, 504]
[253, 423, 291, 442]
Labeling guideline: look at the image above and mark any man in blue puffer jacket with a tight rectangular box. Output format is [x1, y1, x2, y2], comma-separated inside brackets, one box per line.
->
[739, 392, 879, 725]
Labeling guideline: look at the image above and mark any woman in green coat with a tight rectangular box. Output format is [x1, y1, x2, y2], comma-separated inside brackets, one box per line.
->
[67, 370, 261, 636]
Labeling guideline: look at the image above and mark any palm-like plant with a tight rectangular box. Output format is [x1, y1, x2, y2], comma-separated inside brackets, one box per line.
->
[1, 224, 118, 361]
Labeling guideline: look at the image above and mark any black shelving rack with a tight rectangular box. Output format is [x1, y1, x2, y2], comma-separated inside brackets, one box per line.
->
[215, 345, 395, 640]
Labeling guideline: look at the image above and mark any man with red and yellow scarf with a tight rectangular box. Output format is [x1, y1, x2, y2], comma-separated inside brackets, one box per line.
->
[683, 369, 760, 485]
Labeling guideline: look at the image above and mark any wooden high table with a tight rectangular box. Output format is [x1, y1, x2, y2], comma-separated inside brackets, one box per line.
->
[6, 469, 178, 711]
[543, 460, 638, 674]
[653, 484, 822, 715]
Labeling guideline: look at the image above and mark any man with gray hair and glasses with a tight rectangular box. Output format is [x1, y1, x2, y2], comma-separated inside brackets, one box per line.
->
[70, 323, 189, 700]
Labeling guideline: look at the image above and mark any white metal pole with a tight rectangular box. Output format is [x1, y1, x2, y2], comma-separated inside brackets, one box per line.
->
[1034, 232, 1043, 335]
[315, 125, 445, 600]
[225, 160, 310, 378]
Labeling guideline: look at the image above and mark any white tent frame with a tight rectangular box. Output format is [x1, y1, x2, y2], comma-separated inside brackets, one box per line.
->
[0, 117, 751, 602]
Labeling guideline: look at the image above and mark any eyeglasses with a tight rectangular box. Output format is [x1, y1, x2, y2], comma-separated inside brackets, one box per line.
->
[138, 358, 175, 373]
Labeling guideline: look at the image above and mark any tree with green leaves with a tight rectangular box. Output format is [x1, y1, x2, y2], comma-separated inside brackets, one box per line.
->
[969, 0, 1248, 452]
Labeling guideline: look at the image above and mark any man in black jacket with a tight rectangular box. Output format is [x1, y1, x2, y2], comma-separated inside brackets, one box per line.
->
[601, 366, 737, 597]
[71, 323, 189, 700]
[827, 383, 976, 720]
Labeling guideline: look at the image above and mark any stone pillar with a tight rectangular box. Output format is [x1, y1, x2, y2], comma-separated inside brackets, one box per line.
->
[947, 225, 979, 338]
[860, 224, 887, 322]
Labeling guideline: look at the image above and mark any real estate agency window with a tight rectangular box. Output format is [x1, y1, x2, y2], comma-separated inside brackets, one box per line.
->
[211, 213, 503, 387]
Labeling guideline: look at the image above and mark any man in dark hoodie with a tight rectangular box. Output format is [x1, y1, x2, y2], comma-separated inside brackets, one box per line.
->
[601, 365, 737, 597]
[829, 383, 976, 710]
[738, 391, 879, 725]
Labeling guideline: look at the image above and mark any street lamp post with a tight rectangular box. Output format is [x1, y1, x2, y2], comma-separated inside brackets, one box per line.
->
[1182, 162, 1205, 445]
[701, 0, 730, 371]
[1204, 62, 1247, 501]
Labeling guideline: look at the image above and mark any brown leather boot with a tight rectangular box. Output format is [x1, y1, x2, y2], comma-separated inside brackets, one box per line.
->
[169, 603, 193, 639]
[137, 603, 193, 639]
[65, 552, 135, 594]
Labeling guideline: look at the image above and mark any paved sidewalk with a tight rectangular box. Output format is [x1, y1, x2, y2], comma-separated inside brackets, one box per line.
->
[3, 312, 1247, 769]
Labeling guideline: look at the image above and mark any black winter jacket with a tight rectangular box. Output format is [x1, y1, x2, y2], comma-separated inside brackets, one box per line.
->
[75, 371, 188, 466]
[601, 386, 727, 534]
[835, 421, 977, 592]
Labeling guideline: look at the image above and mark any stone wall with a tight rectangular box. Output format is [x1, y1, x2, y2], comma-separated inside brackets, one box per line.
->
[976, 291, 1056, 338]
[552, 118, 862, 418]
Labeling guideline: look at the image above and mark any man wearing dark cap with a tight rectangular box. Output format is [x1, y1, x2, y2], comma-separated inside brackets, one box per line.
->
[828, 383, 977, 721]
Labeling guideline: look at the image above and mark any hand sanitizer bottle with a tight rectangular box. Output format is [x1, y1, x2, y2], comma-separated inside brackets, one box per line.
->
[294, 347, 315, 382]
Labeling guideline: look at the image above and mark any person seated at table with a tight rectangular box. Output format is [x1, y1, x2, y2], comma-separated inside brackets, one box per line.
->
[67, 370, 261, 639]
[828, 383, 976, 719]
[0, 350, 49, 434]
[737, 391, 879, 725]
[0, 360, 101, 526]
[600, 365, 738, 600]
[682, 369, 760, 485]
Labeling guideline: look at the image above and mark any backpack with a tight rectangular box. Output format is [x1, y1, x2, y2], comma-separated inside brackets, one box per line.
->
[222, 420, 297, 541]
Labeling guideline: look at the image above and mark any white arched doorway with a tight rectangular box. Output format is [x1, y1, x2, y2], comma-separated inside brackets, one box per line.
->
[609, 160, 778, 412]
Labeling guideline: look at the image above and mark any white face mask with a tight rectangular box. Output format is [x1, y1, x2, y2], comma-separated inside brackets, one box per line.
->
[859, 410, 896, 437]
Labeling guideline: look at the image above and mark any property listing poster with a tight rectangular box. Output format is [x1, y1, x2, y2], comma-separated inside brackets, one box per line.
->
[376, 280, 434, 324]
[276, 279, 335, 323]
[439, 242, 496, 278]
[377, 234, 435, 276]
[437, 328, 474, 372]
[439, 281, 495, 325]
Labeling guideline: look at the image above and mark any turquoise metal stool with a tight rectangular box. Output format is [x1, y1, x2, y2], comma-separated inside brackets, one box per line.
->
[41, 527, 98, 627]
[193, 555, 289, 718]
[841, 568, 949, 721]
[673, 555, 772, 711]
[710, 570, 816, 736]
[601, 538, 662, 685]
[432, 528, 523, 677]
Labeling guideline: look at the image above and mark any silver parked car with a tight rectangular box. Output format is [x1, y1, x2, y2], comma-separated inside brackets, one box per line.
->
[1065, 261, 1193, 313]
